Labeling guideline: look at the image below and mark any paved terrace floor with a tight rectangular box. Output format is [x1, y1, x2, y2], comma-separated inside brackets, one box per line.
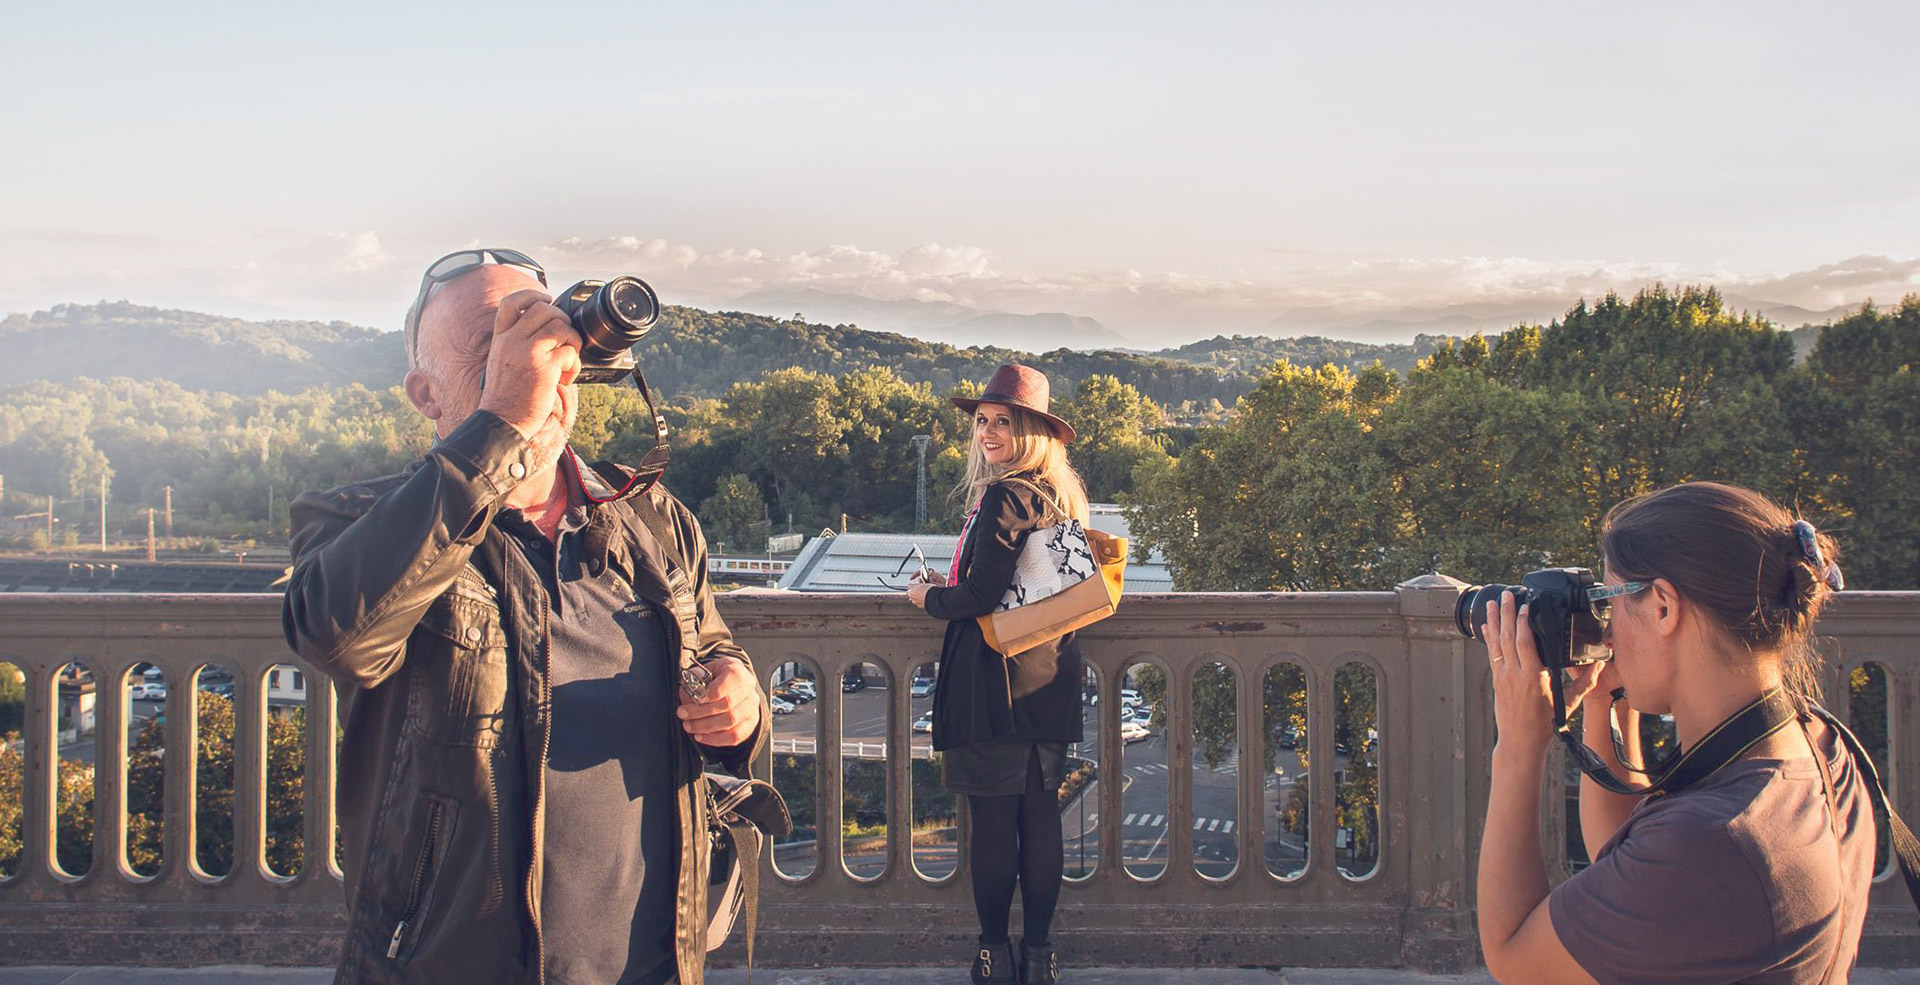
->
[4, 971, 1920, 985]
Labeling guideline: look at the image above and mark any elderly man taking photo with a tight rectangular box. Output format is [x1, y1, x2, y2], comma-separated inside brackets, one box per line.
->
[283, 248, 767, 985]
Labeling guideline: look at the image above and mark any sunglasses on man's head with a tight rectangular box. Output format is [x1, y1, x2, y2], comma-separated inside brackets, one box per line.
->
[403, 248, 547, 364]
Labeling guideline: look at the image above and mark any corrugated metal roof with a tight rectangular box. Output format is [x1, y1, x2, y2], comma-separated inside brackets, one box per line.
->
[778, 506, 1173, 593]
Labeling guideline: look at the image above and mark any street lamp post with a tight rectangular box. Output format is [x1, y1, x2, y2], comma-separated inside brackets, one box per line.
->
[911, 434, 932, 532]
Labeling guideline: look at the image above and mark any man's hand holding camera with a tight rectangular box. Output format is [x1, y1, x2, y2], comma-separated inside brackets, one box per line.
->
[678, 656, 764, 748]
[477, 288, 583, 440]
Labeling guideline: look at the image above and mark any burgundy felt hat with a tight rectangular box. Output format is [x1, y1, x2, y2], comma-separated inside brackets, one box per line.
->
[951, 363, 1077, 444]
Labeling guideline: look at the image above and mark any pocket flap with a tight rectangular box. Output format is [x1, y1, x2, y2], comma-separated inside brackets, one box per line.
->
[415, 596, 506, 649]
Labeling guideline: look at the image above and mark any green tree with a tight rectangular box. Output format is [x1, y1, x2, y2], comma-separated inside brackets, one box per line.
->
[0, 732, 22, 877]
[1794, 297, 1920, 588]
[698, 474, 769, 552]
[1054, 374, 1172, 503]
[0, 663, 22, 735]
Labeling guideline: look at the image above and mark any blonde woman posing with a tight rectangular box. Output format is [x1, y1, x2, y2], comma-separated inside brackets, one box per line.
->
[907, 364, 1088, 985]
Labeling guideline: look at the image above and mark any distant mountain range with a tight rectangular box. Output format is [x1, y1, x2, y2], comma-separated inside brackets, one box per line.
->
[0, 297, 1840, 406]
[728, 288, 1130, 350]
[1263, 295, 1864, 345]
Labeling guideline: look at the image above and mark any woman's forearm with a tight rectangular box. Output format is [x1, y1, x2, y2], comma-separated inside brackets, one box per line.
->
[1577, 701, 1646, 860]
[1478, 741, 1552, 974]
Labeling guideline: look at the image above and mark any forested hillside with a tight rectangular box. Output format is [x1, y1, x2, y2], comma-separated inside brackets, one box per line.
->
[1, 288, 1911, 594]
[1130, 288, 1919, 592]
[0, 301, 1252, 406]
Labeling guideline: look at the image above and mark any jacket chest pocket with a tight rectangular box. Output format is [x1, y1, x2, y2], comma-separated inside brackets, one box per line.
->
[407, 594, 510, 747]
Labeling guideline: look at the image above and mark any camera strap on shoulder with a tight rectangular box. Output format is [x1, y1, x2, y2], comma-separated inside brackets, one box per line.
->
[628, 492, 785, 972]
[1808, 706, 1920, 924]
[1555, 686, 1796, 798]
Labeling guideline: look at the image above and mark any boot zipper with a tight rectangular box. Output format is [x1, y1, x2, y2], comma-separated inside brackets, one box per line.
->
[387, 799, 445, 959]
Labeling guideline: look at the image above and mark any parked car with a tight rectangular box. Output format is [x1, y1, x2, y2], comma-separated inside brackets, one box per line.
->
[772, 682, 813, 704]
[131, 682, 168, 701]
[910, 677, 935, 698]
[770, 697, 796, 715]
[1121, 720, 1151, 744]
[913, 710, 934, 734]
[1092, 688, 1146, 710]
[786, 679, 817, 698]
[842, 675, 867, 694]
[1127, 706, 1153, 728]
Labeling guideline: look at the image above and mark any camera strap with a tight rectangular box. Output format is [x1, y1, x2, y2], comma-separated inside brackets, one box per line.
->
[1807, 705, 1920, 924]
[582, 368, 673, 502]
[1555, 685, 1796, 797]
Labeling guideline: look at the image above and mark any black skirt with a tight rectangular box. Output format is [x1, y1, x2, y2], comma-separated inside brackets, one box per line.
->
[941, 737, 1069, 797]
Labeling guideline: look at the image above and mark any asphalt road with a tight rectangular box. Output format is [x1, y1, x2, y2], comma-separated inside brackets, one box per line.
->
[53, 696, 166, 767]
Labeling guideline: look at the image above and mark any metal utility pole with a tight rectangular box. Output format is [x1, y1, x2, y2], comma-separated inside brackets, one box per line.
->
[255, 427, 276, 533]
[163, 485, 173, 537]
[146, 509, 156, 562]
[911, 434, 932, 532]
[99, 474, 108, 552]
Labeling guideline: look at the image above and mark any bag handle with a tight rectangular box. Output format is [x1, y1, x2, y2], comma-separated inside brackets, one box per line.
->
[995, 475, 1074, 528]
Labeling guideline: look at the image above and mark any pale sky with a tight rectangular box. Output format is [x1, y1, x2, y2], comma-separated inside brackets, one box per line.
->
[3, 0, 1915, 344]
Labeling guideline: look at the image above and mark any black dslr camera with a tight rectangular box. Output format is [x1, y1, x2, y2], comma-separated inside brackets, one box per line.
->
[552, 277, 660, 385]
[1453, 567, 1612, 670]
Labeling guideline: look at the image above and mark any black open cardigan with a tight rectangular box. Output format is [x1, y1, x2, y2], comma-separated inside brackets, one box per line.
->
[925, 479, 1085, 750]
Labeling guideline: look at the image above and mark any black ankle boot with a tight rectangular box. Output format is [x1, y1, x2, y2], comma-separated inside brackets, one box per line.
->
[971, 939, 1015, 984]
[1019, 939, 1059, 984]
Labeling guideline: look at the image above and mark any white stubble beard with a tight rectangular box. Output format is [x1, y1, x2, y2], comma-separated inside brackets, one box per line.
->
[524, 385, 579, 477]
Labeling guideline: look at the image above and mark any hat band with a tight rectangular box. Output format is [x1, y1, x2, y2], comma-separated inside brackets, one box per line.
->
[977, 391, 1033, 408]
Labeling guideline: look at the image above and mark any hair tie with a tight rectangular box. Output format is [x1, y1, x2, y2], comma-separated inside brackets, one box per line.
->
[1792, 519, 1845, 592]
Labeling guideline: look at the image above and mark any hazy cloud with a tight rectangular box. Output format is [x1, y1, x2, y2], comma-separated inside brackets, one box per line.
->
[535, 237, 1920, 341]
[1730, 255, 1920, 310]
[27, 229, 178, 250]
[218, 231, 409, 306]
[4, 229, 1909, 344]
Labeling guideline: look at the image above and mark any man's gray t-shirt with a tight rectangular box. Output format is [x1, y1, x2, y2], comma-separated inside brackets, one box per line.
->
[505, 504, 678, 985]
[1550, 717, 1875, 985]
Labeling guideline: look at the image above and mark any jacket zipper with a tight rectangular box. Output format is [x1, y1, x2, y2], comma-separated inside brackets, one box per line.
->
[526, 600, 553, 985]
[387, 799, 445, 959]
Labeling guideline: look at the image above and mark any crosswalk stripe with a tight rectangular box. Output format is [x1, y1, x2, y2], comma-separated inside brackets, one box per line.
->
[1124, 813, 1137, 825]
[1207, 819, 1221, 832]
[1193, 817, 1206, 830]
[1222, 821, 1234, 834]
[1152, 814, 1165, 826]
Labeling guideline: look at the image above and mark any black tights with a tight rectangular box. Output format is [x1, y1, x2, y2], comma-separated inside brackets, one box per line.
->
[965, 752, 1064, 946]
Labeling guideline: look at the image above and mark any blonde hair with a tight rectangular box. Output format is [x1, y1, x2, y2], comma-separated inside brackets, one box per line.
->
[954, 403, 1089, 526]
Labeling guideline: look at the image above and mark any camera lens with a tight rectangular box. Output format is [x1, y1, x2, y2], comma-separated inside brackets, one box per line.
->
[1452, 583, 1529, 640]
[570, 276, 659, 362]
[606, 277, 656, 325]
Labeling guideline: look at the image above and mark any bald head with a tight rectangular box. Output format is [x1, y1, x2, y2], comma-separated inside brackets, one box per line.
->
[410, 264, 548, 379]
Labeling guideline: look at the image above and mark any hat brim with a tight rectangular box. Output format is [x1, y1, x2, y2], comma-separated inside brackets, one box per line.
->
[952, 395, 1076, 444]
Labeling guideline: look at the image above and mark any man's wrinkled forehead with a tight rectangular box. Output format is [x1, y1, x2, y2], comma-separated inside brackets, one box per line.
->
[417, 265, 548, 360]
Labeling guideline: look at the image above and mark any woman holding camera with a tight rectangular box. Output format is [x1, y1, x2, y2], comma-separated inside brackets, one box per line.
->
[906, 364, 1088, 985]
[1477, 482, 1874, 985]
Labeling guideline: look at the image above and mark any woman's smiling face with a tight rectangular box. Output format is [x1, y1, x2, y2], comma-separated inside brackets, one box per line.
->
[974, 402, 1015, 466]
